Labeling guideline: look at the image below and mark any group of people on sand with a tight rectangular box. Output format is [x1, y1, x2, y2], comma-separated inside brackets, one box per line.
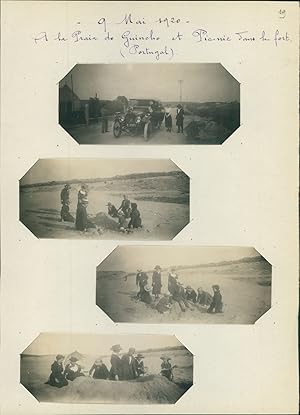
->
[60, 184, 142, 234]
[164, 104, 185, 133]
[107, 194, 142, 233]
[45, 345, 175, 389]
[134, 266, 223, 314]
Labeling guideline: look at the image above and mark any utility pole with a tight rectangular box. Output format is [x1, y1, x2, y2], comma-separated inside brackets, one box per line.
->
[178, 80, 183, 103]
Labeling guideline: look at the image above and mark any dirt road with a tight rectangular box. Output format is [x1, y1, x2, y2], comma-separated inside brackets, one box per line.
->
[65, 109, 227, 145]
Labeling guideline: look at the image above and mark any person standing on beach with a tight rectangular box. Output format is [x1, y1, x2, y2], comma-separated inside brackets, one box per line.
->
[152, 265, 162, 299]
[60, 184, 74, 222]
[136, 269, 148, 299]
[109, 344, 123, 381]
[75, 184, 89, 232]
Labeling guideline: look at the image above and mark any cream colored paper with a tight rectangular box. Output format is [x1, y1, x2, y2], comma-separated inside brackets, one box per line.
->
[1, 1, 299, 414]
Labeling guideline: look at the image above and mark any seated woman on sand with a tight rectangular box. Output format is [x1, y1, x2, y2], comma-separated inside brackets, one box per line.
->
[45, 354, 68, 388]
[89, 359, 109, 379]
[160, 355, 176, 381]
[64, 356, 85, 381]
[207, 285, 223, 314]
[128, 203, 142, 229]
[135, 353, 146, 377]
[107, 202, 119, 218]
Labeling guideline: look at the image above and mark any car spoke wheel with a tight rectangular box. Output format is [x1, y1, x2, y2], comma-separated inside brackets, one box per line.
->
[113, 121, 122, 138]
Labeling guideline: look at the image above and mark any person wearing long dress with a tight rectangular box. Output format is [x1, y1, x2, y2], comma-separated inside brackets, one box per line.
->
[128, 203, 142, 229]
[45, 354, 68, 388]
[121, 347, 137, 380]
[109, 344, 123, 381]
[75, 184, 89, 231]
[60, 184, 74, 222]
[152, 265, 162, 299]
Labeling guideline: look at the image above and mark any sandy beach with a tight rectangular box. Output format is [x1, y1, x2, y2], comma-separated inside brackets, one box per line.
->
[21, 347, 193, 404]
[96, 258, 271, 324]
[20, 172, 189, 240]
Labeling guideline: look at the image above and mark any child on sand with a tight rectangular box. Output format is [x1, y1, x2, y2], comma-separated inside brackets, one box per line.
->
[45, 354, 68, 388]
[207, 285, 223, 313]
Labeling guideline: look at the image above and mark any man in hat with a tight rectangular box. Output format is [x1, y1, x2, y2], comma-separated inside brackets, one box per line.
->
[173, 281, 194, 312]
[207, 285, 223, 313]
[45, 354, 68, 388]
[107, 202, 118, 218]
[175, 104, 184, 133]
[109, 344, 123, 381]
[152, 265, 162, 300]
[89, 358, 109, 379]
[64, 356, 85, 381]
[185, 285, 197, 303]
[197, 287, 213, 308]
[121, 347, 137, 380]
[136, 269, 149, 300]
[135, 353, 145, 377]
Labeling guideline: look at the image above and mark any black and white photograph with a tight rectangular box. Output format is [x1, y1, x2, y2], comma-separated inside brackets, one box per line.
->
[96, 246, 271, 324]
[19, 159, 189, 239]
[20, 333, 193, 404]
[59, 63, 240, 145]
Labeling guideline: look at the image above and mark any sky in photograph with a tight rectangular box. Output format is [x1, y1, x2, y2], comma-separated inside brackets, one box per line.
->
[98, 246, 261, 272]
[23, 333, 181, 355]
[20, 159, 179, 185]
[61, 63, 240, 102]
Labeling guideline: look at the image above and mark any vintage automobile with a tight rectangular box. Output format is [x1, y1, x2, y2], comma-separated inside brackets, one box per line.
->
[113, 98, 165, 141]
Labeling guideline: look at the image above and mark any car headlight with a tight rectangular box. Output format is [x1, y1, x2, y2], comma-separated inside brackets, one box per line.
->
[120, 116, 125, 122]
[136, 116, 141, 123]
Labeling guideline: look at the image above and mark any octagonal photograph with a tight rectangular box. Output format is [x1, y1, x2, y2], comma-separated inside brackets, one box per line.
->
[19, 158, 189, 240]
[20, 332, 193, 404]
[59, 63, 240, 145]
[96, 246, 271, 324]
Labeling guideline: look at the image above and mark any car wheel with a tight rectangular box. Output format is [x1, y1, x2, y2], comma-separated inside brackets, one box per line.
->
[113, 121, 122, 138]
[144, 122, 152, 141]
